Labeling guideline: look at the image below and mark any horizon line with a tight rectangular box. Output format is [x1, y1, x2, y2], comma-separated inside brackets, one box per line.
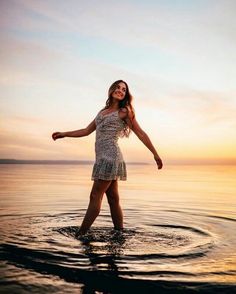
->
[1, 159, 236, 166]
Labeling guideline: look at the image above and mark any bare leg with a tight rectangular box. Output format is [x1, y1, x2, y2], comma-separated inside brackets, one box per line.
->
[106, 180, 123, 230]
[78, 179, 112, 235]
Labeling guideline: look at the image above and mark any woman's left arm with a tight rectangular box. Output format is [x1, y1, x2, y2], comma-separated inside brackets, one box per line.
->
[127, 116, 163, 169]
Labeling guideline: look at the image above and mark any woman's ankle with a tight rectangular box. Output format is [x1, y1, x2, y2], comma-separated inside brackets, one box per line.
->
[114, 226, 124, 231]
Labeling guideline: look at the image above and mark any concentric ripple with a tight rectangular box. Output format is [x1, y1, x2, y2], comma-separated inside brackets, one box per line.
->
[1, 209, 236, 293]
[57, 223, 213, 259]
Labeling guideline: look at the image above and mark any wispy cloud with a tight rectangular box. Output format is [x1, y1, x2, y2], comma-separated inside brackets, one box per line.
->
[0, 0, 235, 162]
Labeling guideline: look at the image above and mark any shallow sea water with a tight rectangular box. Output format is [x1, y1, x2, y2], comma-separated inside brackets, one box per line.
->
[0, 164, 236, 293]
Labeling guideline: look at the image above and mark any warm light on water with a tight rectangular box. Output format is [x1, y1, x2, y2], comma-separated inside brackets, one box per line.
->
[0, 164, 236, 293]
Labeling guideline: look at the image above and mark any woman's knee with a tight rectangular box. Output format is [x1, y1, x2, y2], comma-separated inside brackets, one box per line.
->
[90, 180, 111, 201]
[88, 192, 102, 215]
[106, 180, 119, 206]
[89, 191, 102, 203]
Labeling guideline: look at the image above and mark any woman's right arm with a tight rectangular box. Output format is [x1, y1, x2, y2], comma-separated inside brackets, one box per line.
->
[52, 120, 96, 141]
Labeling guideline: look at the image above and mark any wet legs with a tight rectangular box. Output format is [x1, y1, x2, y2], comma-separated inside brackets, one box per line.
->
[77, 179, 112, 235]
[106, 180, 123, 230]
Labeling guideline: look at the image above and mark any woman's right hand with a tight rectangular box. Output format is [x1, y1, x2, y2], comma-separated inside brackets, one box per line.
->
[52, 132, 65, 141]
[154, 155, 163, 170]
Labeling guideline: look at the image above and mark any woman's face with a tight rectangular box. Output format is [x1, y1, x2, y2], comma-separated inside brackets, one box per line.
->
[112, 82, 127, 101]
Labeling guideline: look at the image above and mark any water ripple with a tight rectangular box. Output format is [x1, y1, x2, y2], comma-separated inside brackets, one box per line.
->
[1, 209, 236, 293]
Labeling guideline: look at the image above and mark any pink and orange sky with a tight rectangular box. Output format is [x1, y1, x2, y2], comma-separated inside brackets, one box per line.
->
[0, 0, 236, 164]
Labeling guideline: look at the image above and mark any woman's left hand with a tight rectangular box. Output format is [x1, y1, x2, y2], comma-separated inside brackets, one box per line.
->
[154, 155, 163, 170]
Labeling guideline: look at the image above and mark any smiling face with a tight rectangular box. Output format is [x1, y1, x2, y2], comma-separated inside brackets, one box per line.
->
[111, 82, 127, 101]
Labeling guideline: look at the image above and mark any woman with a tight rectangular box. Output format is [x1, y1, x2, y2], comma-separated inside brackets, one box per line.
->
[52, 80, 163, 236]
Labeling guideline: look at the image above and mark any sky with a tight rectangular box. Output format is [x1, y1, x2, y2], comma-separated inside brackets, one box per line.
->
[0, 0, 236, 164]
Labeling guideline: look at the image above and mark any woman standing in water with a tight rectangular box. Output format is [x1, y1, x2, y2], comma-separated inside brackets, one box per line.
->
[52, 80, 163, 235]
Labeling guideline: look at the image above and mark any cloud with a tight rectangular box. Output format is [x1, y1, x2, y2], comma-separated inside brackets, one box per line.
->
[2, 0, 234, 93]
[167, 89, 236, 126]
[3, 1, 235, 52]
[0, 0, 235, 162]
[0, 123, 95, 160]
[5, 1, 234, 51]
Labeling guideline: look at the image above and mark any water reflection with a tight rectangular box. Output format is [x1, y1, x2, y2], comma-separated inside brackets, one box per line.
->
[77, 228, 128, 293]
[1, 164, 236, 293]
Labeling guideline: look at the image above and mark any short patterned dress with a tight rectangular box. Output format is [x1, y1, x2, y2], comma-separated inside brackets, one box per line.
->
[91, 109, 127, 181]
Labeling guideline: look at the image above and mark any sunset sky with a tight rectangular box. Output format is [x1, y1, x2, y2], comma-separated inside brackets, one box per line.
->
[0, 0, 235, 164]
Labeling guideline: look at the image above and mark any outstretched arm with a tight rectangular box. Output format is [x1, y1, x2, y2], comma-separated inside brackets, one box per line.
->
[52, 119, 96, 140]
[123, 110, 163, 169]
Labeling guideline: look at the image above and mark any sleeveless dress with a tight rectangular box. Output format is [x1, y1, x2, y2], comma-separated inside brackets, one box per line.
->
[91, 109, 127, 181]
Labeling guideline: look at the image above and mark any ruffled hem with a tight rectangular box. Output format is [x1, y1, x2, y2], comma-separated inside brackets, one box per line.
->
[91, 158, 127, 181]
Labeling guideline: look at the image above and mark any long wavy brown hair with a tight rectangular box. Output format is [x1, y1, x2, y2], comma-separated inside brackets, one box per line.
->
[102, 80, 135, 137]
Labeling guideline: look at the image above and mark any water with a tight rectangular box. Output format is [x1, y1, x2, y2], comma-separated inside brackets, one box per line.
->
[0, 164, 236, 293]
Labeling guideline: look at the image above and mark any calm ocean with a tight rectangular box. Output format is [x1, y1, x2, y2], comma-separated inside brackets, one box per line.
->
[0, 164, 235, 293]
